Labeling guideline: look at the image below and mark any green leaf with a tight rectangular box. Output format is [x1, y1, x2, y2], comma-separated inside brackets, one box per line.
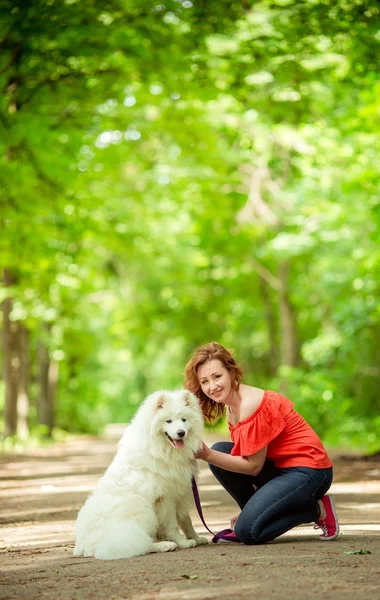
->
[343, 550, 371, 555]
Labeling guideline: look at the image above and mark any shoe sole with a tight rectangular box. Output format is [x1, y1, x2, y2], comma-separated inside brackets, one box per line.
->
[319, 495, 339, 541]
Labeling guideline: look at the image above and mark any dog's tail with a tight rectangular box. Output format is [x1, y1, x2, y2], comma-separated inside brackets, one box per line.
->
[94, 521, 153, 560]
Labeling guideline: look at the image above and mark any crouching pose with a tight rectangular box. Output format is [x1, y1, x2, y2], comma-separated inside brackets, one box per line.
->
[185, 342, 339, 544]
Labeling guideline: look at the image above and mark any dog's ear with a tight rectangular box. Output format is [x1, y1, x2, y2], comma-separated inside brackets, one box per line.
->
[156, 394, 165, 409]
[184, 391, 191, 406]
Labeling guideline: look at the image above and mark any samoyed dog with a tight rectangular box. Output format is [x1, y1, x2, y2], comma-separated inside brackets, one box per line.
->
[73, 389, 208, 560]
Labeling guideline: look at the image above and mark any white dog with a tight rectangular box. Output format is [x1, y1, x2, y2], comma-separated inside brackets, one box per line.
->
[73, 389, 208, 560]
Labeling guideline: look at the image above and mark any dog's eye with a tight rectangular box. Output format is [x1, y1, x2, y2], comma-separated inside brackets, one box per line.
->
[182, 418, 186, 422]
[166, 419, 172, 424]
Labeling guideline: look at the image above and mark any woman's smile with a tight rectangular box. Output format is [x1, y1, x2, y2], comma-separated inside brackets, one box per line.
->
[197, 359, 234, 405]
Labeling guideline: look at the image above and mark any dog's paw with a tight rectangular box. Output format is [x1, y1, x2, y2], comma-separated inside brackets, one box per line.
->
[177, 539, 197, 549]
[194, 536, 208, 546]
[156, 541, 177, 553]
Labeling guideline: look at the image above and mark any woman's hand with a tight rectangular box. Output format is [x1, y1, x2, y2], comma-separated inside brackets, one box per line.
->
[230, 513, 240, 531]
[194, 441, 211, 461]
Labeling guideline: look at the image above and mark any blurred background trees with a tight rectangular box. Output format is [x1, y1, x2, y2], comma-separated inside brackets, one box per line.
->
[1, 0, 379, 451]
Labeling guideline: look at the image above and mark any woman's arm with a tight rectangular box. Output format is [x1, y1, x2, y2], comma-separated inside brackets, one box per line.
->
[195, 442, 267, 476]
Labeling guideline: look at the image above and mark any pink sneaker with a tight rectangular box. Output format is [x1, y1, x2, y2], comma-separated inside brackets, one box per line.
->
[315, 495, 339, 540]
[212, 529, 242, 544]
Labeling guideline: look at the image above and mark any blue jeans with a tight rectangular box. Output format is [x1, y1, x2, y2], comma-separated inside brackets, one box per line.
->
[210, 442, 333, 544]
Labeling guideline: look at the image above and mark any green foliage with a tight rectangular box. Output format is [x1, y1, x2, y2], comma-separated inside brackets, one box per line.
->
[1, 0, 379, 451]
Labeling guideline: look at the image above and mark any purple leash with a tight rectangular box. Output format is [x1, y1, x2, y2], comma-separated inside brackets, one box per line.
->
[191, 476, 215, 535]
[191, 476, 241, 543]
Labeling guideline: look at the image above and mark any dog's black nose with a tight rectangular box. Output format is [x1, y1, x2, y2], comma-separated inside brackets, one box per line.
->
[177, 429, 185, 438]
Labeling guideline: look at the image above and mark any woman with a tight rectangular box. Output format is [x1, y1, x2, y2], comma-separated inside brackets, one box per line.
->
[184, 341, 339, 544]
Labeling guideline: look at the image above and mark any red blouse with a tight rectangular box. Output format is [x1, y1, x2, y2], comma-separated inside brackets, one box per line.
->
[228, 390, 333, 469]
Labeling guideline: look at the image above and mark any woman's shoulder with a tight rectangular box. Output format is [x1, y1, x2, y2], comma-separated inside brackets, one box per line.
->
[238, 385, 265, 422]
[227, 387, 293, 430]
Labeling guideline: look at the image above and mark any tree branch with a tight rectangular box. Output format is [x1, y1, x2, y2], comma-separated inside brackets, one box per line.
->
[248, 258, 281, 291]
[22, 68, 122, 105]
[21, 142, 64, 193]
[0, 43, 21, 74]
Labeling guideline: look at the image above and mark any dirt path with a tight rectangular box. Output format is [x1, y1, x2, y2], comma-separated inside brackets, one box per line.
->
[1, 427, 379, 600]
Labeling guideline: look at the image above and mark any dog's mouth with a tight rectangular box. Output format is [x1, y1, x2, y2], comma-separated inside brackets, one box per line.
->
[165, 432, 185, 450]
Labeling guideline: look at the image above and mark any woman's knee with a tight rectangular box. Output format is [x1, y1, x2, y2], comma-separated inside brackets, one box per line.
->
[234, 519, 258, 545]
[211, 441, 233, 454]
[209, 442, 233, 476]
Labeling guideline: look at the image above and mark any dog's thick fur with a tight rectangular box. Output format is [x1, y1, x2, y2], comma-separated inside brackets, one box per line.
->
[73, 389, 208, 560]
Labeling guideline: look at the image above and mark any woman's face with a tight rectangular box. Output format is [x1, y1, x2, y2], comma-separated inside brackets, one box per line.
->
[197, 359, 233, 404]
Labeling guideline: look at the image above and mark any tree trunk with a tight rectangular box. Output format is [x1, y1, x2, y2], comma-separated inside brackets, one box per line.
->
[37, 325, 57, 437]
[17, 324, 30, 439]
[259, 277, 279, 375]
[38, 331, 51, 436]
[2, 269, 19, 438]
[278, 261, 299, 368]
[48, 359, 59, 429]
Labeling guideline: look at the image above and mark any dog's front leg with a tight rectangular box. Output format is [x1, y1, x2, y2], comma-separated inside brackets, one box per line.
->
[157, 499, 196, 549]
[178, 513, 208, 546]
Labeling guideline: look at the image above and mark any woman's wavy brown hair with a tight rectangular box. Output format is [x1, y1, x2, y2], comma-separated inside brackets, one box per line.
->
[183, 341, 244, 422]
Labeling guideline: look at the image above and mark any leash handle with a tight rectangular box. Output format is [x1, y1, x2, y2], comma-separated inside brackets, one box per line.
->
[191, 476, 215, 536]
